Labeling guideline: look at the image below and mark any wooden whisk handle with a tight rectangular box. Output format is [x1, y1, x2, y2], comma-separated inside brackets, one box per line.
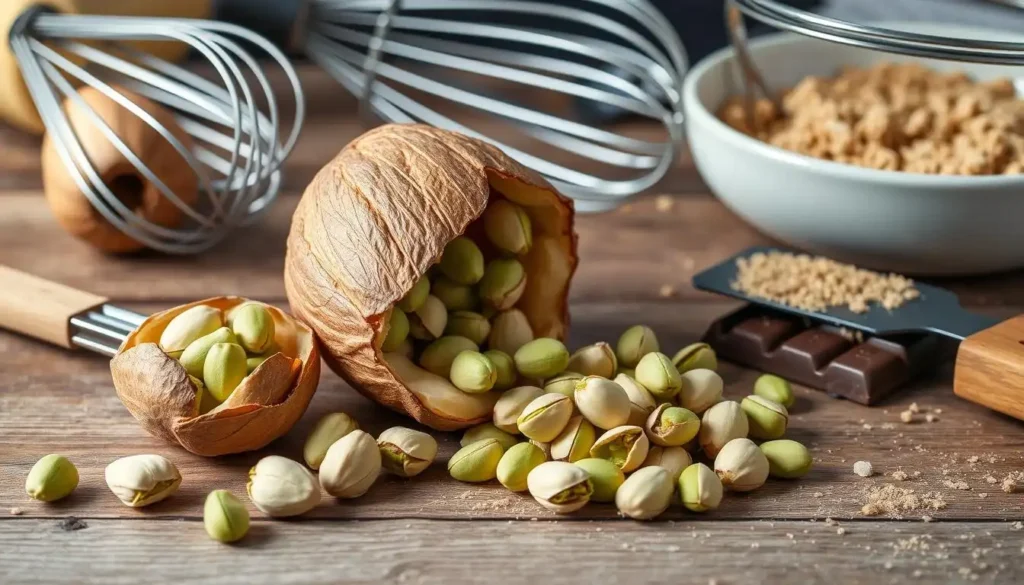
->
[954, 316, 1024, 421]
[0, 265, 107, 349]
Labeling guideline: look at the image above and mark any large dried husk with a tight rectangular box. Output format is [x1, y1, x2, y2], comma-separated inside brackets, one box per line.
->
[110, 297, 320, 456]
[284, 124, 577, 431]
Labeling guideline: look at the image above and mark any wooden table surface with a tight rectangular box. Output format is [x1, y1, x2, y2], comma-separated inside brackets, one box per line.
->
[2, 66, 1024, 585]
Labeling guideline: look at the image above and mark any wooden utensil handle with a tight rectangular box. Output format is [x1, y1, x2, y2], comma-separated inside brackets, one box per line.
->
[954, 315, 1024, 420]
[0, 265, 107, 349]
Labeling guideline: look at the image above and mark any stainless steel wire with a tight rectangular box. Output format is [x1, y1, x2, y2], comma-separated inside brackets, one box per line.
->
[69, 304, 146, 356]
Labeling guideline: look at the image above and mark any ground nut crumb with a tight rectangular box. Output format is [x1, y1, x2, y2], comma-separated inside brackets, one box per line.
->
[854, 461, 874, 477]
[890, 470, 909, 481]
[900, 410, 915, 423]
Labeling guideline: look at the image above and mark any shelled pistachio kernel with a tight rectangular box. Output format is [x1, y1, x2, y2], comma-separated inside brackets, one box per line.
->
[484, 350, 516, 391]
[483, 198, 532, 255]
[419, 336, 478, 377]
[377, 427, 438, 478]
[179, 327, 237, 378]
[408, 295, 448, 341]
[497, 442, 547, 492]
[714, 438, 769, 492]
[493, 386, 545, 433]
[248, 455, 321, 516]
[678, 368, 724, 415]
[634, 352, 682, 401]
[204, 490, 249, 543]
[489, 308, 534, 356]
[230, 302, 275, 354]
[760, 439, 813, 479]
[398, 275, 430, 313]
[699, 400, 749, 458]
[645, 403, 700, 447]
[303, 412, 359, 470]
[479, 258, 527, 311]
[574, 458, 624, 503]
[642, 445, 692, 479]
[159, 304, 222, 357]
[514, 338, 570, 379]
[741, 395, 789, 440]
[461, 423, 518, 451]
[527, 461, 593, 514]
[381, 308, 410, 352]
[449, 438, 504, 482]
[590, 425, 649, 473]
[203, 342, 248, 402]
[439, 236, 485, 285]
[550, 415, 597, 462]
[25, 454, 78, 502]
[450, 351, 497, 394]
[431, 277, 478, 312]
[246, 355, 271, 374]
[567, 342, 617, 378]
[446, 311, 491, 346]
[615, 373, 657, 427]
[320, 430, 382, 499]
[544, 371, 584, 400]
[672, 342, 717, 374]
[679, 462, 723, 512]
[615, 465, 673, 520]
[105, 454, 181, 508]
[754, 374, 795, 408]
[573, 376, 631, 430]
[616, 325, 660, 369]
[517, 393, 574, 442]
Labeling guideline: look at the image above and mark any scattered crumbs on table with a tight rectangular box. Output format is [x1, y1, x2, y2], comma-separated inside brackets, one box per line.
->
[921, 515, 933, 523]
[862, 423, 873, 430]
[854, 460, 874, 477]
[861, 484, 947, 518]
[812, 492, 823, 498]
[978, 493, 988, 499]
[654, 195, 674, 212]
[825, 517, 837, 526]
[909, 402, 920, 413]
[984, 474, 998, 484]
[57, 517, 87, 531]
[890, 470, 909, 481]
[942, 479, 971, 491]
[9, 507, 23, 516]
[926, 414, 938, 423]
[658, 284, 676, 298]
[900, 410, 915, 423]
[836, 527, 846, 536]
[1011, 521, 1023, 531]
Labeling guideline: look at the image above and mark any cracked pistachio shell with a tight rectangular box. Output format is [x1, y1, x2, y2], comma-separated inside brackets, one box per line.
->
[493, 386, 545, 434]
[530, 439, 551, 459]
[527, 461, 593, 514]
[419, 336, 479, 377]
[479, 258, 527, 311]
[615, 373, 657, 427]
[699, 401, 748, 458]
[431, 277, 478, 312]
[543, 371, 583, 400]
[449, 438, 504, 482]
[230, 303, 276, 354]
[567, 342, 617, 378]
[616, 325, 660, 369]
[754, 374, 795, 408]
[204, 490, 249, 543]
[671, 342, 717, 374]
[715, 438, 769, 492]
[483, 198, 532, 255]
[489, 308, 535, 357]
[760, 439, 812, 479]
[383, 354, 499, 430]
[461, 423, 518, 451]
[105, 454, 181, 508]
[645, 403, 700, 447]
[203, 342, 248, 403]
[514, 338, 570, 380]
[381, 309, 410, 352]
[409, 295, 448, 341]
[303, 412, 360, 470]
[450, 351, 497, 394]
[248, 455, 321, 517]
[445, 312, 491, 346]
[319, 430, 382, 498]
[550, 415, 596, 462]
[590, 425, 649, 473]
[574, 458, 623, 503]
[158, 305, 223, 357]
[741, 395, 789, 440]
[679, 462, 723, 512]
[634, 352, 682, 401]
[439, 236, 485, 285]
[179, 327, 237, 379]
[25, 454, 78, 502]
[484, 350, 516, 391]
[615, 466, 673, 520]
[398, 275, 430, 313]
[678, 369, 723, 415]
[573, 376, 630, 430]
[378, 426, 438, 478]
[642, 445, 692, 480]
[516, 393, 573, 442]
[496, 442, 547, 491]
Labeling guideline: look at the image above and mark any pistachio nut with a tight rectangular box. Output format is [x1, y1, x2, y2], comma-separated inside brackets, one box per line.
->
[496, 442, 547, 492]
[566, 342, 618, 378]
[418, 336, 478, 377]
[590, 425, 649, 473]
[671, 342, 718, 374]
[484, 350, 517, 391]
[514, 338, 570, 380]
[395, 338, 415, 360]
[378, 426, 438, 478]
[25, 454, 78, 502]
[493, 385, 545, 433]
[248, 455, 321, 516]
[303, 412, 360, 470]
[678, 369, 724, 415]
[179, 327, 237, 378]
[645, 403, 700, 447]
[439, 236, 485, 285]
[634, 352, 682, 401]
[550, 415, 597, 463]
[204, 490, 249, 543]
[615, 465, 673, 520]
[319, 430, 383, 498]
[483, 198, 532, 255]
[398, 275, 431, 313]
[203, 342, 248, 402]
[699, 401, 749, 458]
[516, 393, 574, 442]
[574, 457, 624, 503]
[408, 295, 448, 341]
[246, 354, 271, 374]
[543, 371, 583, 400]
[159, 304, 222, 357]
[754, 374, 795, 408]
[616, 325, 660, 369]
[479, 258, 527, 311]
[573, 376, 630, 430]
[741, 395, 789, 440]
[714, 438, 770, 492]
[678, 462, 723, 512]
[530, 439, 552, 458]
[450, 350, 497, 394]
[489, 308, 534, 356]
[446, 311, 492, 346]
[615, 373, 657, 427]
[760, 439, 813, 479]
[461, 423, 519, 451]
[448, 437, 504, 482]
[381, 308, 410, 352]
[230, 302, 276, 354]
[527, 461, 593, 514]
[431, 277, 478, 311]
[618, 368, 635, 378]
[105, 454, 181, 508]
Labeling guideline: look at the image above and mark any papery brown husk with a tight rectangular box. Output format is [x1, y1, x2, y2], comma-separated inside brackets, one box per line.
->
[110, 296, 320, 456]
[284, 124, 578, 431]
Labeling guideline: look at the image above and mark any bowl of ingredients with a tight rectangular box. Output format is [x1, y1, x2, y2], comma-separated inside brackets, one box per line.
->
[683, 22, 1024, 275]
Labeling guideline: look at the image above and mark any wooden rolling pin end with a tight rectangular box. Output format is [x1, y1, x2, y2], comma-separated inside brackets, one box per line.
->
[953, 315, 1024, 420]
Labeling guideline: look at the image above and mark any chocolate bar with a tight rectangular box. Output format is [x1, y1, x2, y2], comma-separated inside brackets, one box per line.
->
[702, 305, 947, 405]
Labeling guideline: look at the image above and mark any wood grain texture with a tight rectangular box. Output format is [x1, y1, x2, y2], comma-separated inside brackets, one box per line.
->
[0, 265, 106, 348]
[955, 315, 1024, 420]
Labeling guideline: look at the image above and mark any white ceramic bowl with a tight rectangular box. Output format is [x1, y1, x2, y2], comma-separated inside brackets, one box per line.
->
[683, 23, 1024, 275]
